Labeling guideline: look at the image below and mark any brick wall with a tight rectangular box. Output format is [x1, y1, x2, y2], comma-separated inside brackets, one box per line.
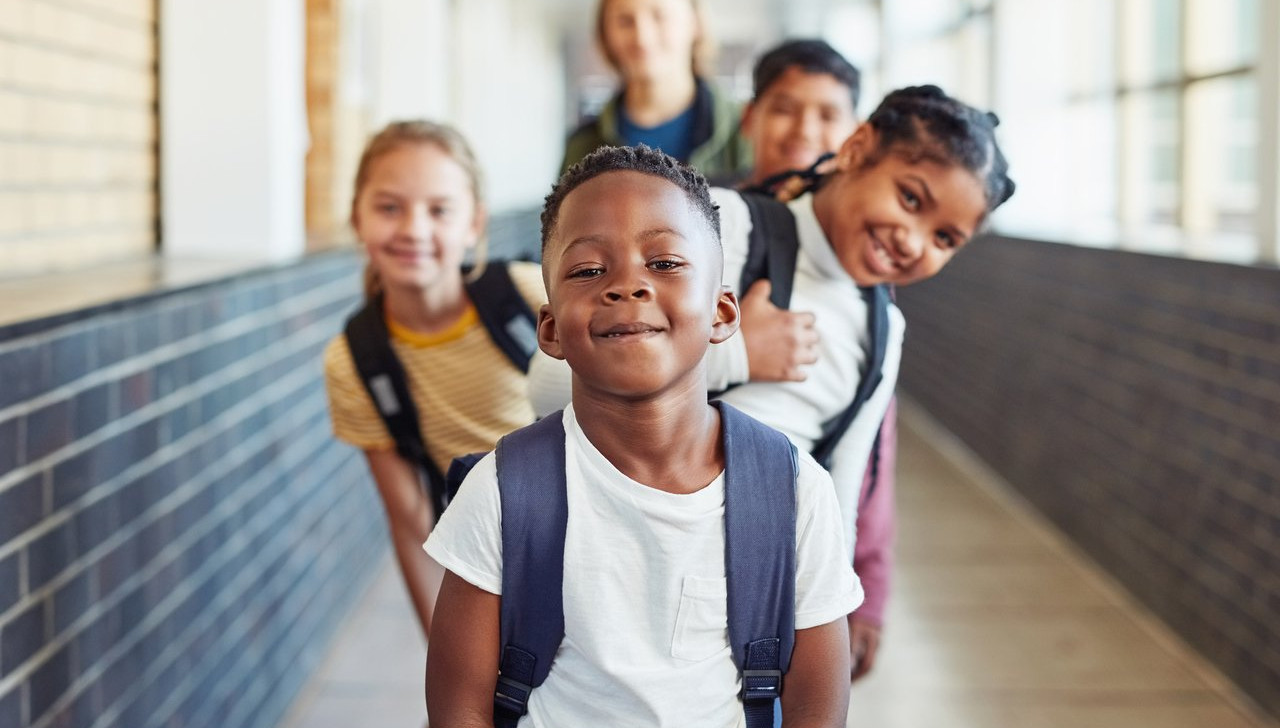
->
[0, 252, 385, 728]
[896, 235, 1280, 719]
[0, 0, 158, 278]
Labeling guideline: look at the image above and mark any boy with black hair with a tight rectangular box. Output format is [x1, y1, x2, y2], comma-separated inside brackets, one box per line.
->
[739, 38, 861, 194]
[425, 144, 860, 728]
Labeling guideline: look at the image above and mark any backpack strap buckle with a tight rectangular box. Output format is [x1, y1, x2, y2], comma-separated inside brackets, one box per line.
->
[494, 674, 534, 716]
[740, 668, 783, 702]
[739, 636, 785, 705]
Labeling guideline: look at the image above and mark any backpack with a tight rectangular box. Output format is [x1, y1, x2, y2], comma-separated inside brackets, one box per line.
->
[734, 191, 892, 497]
[342, 262, 538, 521]
[487, 401, 797, 728]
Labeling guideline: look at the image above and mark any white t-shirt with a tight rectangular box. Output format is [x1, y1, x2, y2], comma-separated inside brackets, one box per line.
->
[527, 189, 904, 559]
[426, 404, 862, 728]
[711, 190, 904, 554]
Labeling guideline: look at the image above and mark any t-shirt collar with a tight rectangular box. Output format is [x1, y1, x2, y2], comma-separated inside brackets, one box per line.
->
[789, 192, 853, 284]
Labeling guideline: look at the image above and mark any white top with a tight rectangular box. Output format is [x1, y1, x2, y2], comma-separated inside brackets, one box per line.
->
[527, 189, 904, 559]
[426, 404, 862, 728]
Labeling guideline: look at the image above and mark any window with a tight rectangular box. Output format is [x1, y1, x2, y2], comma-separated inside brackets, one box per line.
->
[876, 0, 1270, 265]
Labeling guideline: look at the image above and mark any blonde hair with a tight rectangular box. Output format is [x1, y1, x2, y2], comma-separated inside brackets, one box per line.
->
[595, 0, 715, 79]
[351, 120, 487, 300]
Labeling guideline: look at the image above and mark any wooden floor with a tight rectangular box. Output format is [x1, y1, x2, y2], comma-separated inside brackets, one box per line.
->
[278, 402, 1276, 728]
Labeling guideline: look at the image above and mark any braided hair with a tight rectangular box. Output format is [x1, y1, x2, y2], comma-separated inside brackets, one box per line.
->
[541, 144, 721, 253]
[863, 85, 1015, 213]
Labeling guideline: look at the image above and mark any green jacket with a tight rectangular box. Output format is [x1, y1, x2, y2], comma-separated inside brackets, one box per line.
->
[560, 78, 753, 185]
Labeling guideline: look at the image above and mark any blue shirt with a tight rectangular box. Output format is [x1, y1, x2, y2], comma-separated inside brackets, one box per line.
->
[617, 101, 697, 162]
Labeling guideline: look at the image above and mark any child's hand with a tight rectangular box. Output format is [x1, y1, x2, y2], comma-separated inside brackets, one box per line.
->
[848, 614, 882, 682]
[740, 280, 820, 382]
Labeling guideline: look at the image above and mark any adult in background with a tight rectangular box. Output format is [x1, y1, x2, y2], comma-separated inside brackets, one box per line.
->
[560, 0, 751, 183]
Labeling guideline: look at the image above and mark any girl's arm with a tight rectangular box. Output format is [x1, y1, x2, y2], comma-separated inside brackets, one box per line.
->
[426, 570, 502, 727]
[779, 617, 851, 728]
[364, 449, 443, 637]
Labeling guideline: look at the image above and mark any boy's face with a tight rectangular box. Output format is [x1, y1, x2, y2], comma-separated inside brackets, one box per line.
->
[819, 125, 987, 287]
[539, 170, 738, 400]
[742, 67, 859, 185]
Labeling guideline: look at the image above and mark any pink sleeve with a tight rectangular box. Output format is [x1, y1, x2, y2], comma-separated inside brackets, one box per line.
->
[851, 398, 897, 626]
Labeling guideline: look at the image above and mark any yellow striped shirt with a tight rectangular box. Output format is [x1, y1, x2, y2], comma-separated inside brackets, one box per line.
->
[323, 262, 547, 473]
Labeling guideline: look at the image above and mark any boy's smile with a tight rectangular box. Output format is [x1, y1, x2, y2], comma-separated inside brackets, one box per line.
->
[539, 170, 738, 400]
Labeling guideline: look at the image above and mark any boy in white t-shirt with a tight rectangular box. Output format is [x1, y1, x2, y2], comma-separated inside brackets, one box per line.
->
[424, 145, 861, 728]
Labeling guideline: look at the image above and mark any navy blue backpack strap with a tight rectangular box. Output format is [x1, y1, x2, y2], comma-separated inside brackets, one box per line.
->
[737, 193, 800, 310]
[811, 284, 891, 471]
[493, 411, 568, 728]
[343, 294, 450, 520]
[718, 401, 797, 728]
[464, 262, 539, 373]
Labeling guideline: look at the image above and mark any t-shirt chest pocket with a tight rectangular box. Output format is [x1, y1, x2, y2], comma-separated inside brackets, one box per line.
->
[670, 575, 729, 662]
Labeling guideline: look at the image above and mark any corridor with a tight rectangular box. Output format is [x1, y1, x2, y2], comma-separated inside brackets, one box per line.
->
[279, 402, 1274, 728]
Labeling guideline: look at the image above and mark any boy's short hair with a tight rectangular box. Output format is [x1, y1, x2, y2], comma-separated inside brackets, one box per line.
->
[752, 39, 861, 111]
[541, 144, 721, 252]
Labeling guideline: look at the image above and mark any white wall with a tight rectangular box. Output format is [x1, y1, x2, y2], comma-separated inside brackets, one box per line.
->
[452, 0, 567, 212]
[161, 0, 307, 261]
[369, 0, 453, 125]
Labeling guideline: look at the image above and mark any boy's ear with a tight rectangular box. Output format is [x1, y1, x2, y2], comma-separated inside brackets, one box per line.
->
[710, 286, 740, 344]
[835, 122, 876, 172]
[536, 304, 566, 360]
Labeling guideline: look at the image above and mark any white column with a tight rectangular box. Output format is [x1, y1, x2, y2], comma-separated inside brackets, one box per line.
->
[452, 0, 565, 213]
[369, 0, 453, 125]
[1256, 0, 1280, 265]
[161, 0, 307, 261]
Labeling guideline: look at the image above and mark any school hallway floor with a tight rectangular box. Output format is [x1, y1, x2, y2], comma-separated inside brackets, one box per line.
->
[277, 401, 1276, 728]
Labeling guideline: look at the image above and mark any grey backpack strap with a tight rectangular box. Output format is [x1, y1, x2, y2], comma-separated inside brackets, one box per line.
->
[464, 262, 539, 373]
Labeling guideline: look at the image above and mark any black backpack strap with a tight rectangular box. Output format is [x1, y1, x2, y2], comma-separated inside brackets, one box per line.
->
[464, 262, 539, 373]
[343, 294, 450, 519]
[718, 401, 797, 728]
[738, 193, 800, 310]
[811, 284, 891, 471]
[739, 152, 834, 201]
[493, 412, 568, 728]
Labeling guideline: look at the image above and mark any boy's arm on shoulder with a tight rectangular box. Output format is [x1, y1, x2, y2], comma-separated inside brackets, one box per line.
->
[779, 617, 851, 728]
[426, 570, 501, 728]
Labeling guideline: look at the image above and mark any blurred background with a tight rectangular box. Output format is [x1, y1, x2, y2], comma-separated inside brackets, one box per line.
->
[0, 0, 1272, 277]
[0, 2, 1277, 728]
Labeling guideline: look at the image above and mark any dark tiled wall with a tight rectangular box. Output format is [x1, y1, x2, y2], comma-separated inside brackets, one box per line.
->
[0, 252, 385, 728]
[896, 235, 1280, 718]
